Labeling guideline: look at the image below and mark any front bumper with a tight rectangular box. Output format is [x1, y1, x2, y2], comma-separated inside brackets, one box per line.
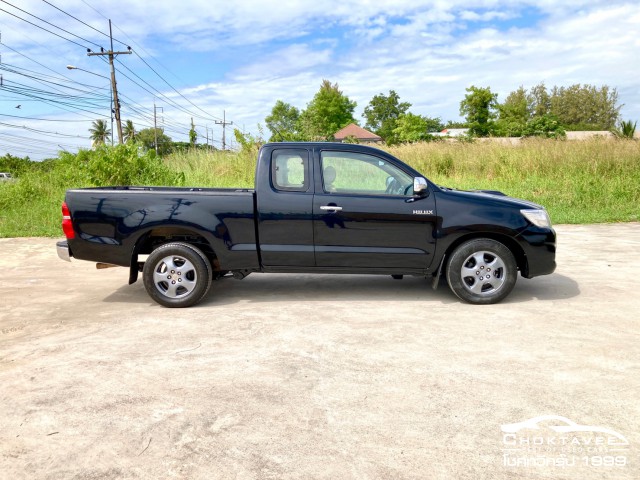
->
[56, 240, 72, 262]
[517, 227, 556, 278]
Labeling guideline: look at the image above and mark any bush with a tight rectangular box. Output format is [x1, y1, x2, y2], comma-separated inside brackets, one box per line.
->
[72, 143, 184, 186]
[522, 115, 566, 139]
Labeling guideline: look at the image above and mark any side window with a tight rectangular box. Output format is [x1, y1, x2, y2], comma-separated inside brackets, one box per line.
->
[321, 151, 414, 196]
[271, 149, 310, 192]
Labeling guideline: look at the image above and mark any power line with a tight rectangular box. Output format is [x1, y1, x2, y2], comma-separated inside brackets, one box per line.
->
[0, 132, 86, 147]
[0, 113, 97, 122]
[0, 41, 86, 87]
[2, 80, 109, 110]
[0, 138, 86, 150]
[1, 2, 227, 150]
[40, 0, 127, 46]
[1, 0, 106, 49]
[1, 37, 113, 123]
[78, 0, 185, 86]
[132, 50, 221, 122]
[0, 6, 94, 50]
[1, 64, 110, 98]
[2, 81, 110, 116]
[0, 62, 108, 92]
[70, 5, 224, 124]
[114, 58, 219, 124]
[0, 123, 91, 138]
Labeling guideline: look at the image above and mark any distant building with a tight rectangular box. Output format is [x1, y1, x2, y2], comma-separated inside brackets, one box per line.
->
[565, 131, 614, 140]
[433, 128, 469, 137]
[334, 123, 382, 143]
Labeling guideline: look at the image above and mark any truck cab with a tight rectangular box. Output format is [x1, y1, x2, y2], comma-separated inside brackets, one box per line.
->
[255, 143, 437, 274]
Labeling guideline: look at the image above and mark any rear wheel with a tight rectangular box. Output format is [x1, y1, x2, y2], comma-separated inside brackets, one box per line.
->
[143, 242, 212, 308]
[446, 239, 517, 305]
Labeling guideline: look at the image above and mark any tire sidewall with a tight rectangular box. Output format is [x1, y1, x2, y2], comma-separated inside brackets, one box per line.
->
[446, 239, 517, 305]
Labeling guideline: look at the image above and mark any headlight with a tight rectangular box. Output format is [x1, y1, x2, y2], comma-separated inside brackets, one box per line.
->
[521, 209, 552, 228]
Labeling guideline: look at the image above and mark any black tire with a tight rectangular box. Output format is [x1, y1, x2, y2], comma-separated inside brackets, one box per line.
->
[143, 242, 212, 308]
[446, 239, 517, 305]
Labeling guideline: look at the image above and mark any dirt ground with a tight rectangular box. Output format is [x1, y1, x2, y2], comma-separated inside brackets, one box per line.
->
[1, 223, 639, 479]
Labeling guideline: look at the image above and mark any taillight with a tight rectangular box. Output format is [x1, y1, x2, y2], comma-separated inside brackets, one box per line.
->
[62, 202, 75, 239]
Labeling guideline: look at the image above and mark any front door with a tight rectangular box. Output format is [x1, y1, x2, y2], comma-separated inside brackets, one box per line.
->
[313, 150, 437, 270]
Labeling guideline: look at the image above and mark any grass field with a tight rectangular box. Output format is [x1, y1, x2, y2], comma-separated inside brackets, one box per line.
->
[0, 138, 638, 238]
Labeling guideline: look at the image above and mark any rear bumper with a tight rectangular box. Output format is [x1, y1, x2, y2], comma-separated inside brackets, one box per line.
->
[56, 240, 72, 262]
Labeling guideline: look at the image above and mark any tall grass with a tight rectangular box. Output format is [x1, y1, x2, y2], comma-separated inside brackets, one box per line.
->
[163, 148, 257, 188]
[0, 139, 638, 238]
[386, 138, 640, 223]
[0, 144, 180, 237]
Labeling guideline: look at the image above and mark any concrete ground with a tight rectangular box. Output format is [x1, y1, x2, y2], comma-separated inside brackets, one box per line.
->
[0, 223, 639, 480]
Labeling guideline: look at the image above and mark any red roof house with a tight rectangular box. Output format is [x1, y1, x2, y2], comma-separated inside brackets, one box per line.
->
[333, 123, 382, 143]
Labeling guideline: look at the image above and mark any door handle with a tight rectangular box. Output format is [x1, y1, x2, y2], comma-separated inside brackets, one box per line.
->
[320, 205, 343, 211]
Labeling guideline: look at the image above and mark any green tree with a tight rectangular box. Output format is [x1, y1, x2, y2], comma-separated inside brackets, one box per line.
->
[495, 83, 552, 137]
[495, 87, 527, 137]
[527, 83, 551, 118]
[549, 84, 620, 130]
[459, 86, 498, 137]
[299, 80, 357, 140]
[444, 120, 468, 129]
[393, 113, 443, 143]
[137, 128, 173, 156]
[233, 126, 265, 153]
[89, 119, 111, 146]
[498, 86, 529, 124]
[265, 100, 302, 141]
[362, 90, 411, 145]
[123, 120, 136, 143]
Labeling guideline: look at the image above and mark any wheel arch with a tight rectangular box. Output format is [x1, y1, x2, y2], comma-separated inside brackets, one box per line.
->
[128, 226, 221, 284]
[442, 232, 527, 275]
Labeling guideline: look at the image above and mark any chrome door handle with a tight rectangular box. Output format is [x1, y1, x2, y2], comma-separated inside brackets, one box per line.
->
[320, 205, 343, 211]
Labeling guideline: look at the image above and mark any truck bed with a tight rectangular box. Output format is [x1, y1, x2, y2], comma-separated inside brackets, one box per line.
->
[64, 186, 259, 270]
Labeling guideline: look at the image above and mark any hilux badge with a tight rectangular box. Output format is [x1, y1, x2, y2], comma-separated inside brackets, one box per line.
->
[413, 210, 433, 215]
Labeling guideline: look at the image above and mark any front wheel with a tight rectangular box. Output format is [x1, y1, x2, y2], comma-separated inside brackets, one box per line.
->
[143, 242, 212, 308]
[446, 239, 517, 305]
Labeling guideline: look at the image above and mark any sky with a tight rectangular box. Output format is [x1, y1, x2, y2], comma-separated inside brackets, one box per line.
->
[0, 0, 639, 159]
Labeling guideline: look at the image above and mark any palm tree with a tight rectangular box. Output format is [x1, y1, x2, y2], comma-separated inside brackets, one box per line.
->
[124, 120, 136, 143]
[89, 119, 111, 147]
[612, 120, 637, 139]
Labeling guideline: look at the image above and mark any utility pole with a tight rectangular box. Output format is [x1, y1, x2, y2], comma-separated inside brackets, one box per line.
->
[215, 110, 233, 150]
[153, 103, 163, 155]
[87, 20, 131, 144]
[190, 117, 196, 147]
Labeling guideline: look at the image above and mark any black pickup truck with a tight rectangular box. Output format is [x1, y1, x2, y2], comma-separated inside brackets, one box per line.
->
[57, 142, 556, 307]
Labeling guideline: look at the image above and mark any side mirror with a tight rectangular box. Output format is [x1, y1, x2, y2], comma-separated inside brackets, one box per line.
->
[413, 177, 429, 196]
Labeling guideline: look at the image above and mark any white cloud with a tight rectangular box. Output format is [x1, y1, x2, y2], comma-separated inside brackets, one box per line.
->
[1, 0, 639, 158]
